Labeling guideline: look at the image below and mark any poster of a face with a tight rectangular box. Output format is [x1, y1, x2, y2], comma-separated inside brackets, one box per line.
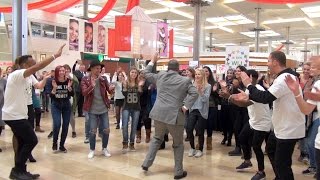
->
[84, 22, 93, 52]
[157, 21, 168, 57]
[69, 19, 79, 51]
[98, 25, 106, 54]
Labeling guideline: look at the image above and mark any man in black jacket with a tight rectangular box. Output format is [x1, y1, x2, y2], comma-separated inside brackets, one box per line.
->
[72, 61, 86, 117]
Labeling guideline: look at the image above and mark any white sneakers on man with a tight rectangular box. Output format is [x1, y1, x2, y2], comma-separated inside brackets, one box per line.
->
[188, 149, 196, 157]
[88, 149, 111, 159]
[103, 148, 111, 157]
[88, 150, 95, 159]
[194, 150, 203, 158]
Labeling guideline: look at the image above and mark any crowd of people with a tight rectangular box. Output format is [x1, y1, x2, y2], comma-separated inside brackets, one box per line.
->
[1, 47, 320, 180]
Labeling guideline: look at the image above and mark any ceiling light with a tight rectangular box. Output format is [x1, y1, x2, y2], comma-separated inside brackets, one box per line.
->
[218, 26, 234, 33]
[262, 18, 304, 24]
[240, 30, 280, 38]
[225, 15, 246, 21]
[223, 0, 245, 3]
[205, 26, 219, 29]
[88, 5, 102, 12]
[206, 17, 226, 23]
[170, 9, 194, 19]
[145, 8, 169, 15]
[235, 19, 255, 24]
[175, 36, 193, 41]
[153, 1, 188, 8]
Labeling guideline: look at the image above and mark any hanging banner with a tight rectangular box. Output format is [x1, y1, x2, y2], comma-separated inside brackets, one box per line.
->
[225, 46, 249, 69]
[169, 29, 174, 59]
[108, 28, 116, 57]
[115, 16, 132, 51]
[84, 22, 93, 52]
[157, 21, 168, 57]
[69, 19, 79, 51]
[98, 25, 106, 54]
[217, 64, 227, 74]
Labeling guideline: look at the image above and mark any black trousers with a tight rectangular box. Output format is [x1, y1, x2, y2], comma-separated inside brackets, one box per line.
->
[266, 131, 298, 180]
[76, 92, 84, 116]
[221, 105, 234, 141]
[187, 110, 206, 151]
[316, 148, 320, 180]
[34, 107, 41, 127]
[137, 106, 151, 130]
[234, 107, 249, 148]
[27, 105, 35, 129]
[4, 120, 38, 172]
[239, 122, 269, 171]
[206, 107, 218, 137]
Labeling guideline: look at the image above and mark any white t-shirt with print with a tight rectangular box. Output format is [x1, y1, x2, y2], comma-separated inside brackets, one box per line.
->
[306, 80, 320, 149]
[246, 84, 272, 132]
[2, 69, 29, 120]
[27, 75, 39, 105]
[268, 73, 305, 139]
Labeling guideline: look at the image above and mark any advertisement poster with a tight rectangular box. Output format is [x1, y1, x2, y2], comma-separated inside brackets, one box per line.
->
[84, 22, 93, 52]
[157, 21, 168, 57]
[69, 19, 79, 51]
[98, 25, 106, 54]
[225, 46, 249, 69]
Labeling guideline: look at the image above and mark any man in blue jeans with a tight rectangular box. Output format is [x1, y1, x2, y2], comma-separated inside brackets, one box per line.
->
[81, 60, 114, 158]
[3, 44, 65, 180]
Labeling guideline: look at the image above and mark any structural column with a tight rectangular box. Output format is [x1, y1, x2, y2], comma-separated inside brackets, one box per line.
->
[193, 1, 201, 62]
[317, 45, 320, 55]
[254, 8, 264, 52]
[282, 26, 293, 55]
[267, 39, 272, 53]
[83, 0, 89, 19]
[12, 0, 28, 61]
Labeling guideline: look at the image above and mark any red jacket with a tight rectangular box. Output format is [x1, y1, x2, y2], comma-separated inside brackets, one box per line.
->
[81, 75, 112, 112]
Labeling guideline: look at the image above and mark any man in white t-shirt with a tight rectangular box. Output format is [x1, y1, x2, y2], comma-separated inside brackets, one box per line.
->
[285, 56, 320, 179]
[234, 51, 305, 180]
[221, 69, 272, 180]
[2, 44, 65, 180]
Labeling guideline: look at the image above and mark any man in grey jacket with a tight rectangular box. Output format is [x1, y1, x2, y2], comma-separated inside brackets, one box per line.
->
[141, 54, 198, 179]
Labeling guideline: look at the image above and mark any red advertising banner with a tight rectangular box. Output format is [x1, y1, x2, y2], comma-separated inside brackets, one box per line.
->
[169, 29, 174, 59]
[108, 28, 116, 57]
[115, 16, 132, 51]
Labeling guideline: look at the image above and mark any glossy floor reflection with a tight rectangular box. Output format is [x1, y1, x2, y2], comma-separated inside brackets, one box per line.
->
[0, 112, 312, 180]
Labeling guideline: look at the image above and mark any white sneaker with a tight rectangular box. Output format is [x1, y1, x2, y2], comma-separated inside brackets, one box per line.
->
[84, 138, 89, 144]
[103, 148, 111, 157]
[188, 149, 196, 157]
[88, 150, 95, 159]
[194, 150, 203, 158]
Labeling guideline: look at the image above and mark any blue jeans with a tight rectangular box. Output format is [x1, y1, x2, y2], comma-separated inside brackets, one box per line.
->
[51, 100, 71, 147]
[307, 118, 320, 168]
[88, 112, 110, 150]
[122, 109, 140, 143]
[85, 111, 104, 139]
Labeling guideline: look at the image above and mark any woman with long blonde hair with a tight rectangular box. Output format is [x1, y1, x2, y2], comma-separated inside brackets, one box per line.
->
[121, 67, 144, 153]
[187, 68, 211, 158]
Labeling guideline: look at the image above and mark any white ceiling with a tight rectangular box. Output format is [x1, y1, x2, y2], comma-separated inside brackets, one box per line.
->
[1, 0, 320, 52]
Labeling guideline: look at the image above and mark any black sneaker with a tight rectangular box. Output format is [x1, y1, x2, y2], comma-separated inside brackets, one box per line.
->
[229, 147, 242, 156]
[47, 131, 53, 139]
[26, 171, 40, 179]
[174, 171, 187, 179]
[251, 171, 266, 180]
[72, 132, 77, 138]
[59, 146, 67, 153]
[116, 124, 120, 129]
[236, 161, 253, 171]
[52, 143, 58, 151]
[302, 167, 316, 175]
[9, 168, 32, 180]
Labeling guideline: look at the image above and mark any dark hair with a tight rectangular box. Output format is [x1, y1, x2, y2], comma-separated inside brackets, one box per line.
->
[63, 64, 71, 71]
[186, 67, 195, 79]
[168, 60, 179, 71]
[203, 66, 215, 85]
[270, 51, 286, 67]
[70, 19, 79, 25]
[236, 65, 247, 72]
[54, 65, 65, 82]
[85, 22, 93, 29]
[246, 69, 259, 80]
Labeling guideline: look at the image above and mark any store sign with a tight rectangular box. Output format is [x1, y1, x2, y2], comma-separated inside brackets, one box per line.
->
[225, 46, 249, 69]
[99, 55, 120, 62]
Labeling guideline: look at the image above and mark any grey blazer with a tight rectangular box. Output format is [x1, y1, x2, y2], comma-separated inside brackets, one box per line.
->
[144, 64, 198, 125]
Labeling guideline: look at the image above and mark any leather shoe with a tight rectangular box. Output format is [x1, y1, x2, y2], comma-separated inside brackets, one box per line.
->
[141, 165, 148, 171]
[174, 171, 187, 179]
